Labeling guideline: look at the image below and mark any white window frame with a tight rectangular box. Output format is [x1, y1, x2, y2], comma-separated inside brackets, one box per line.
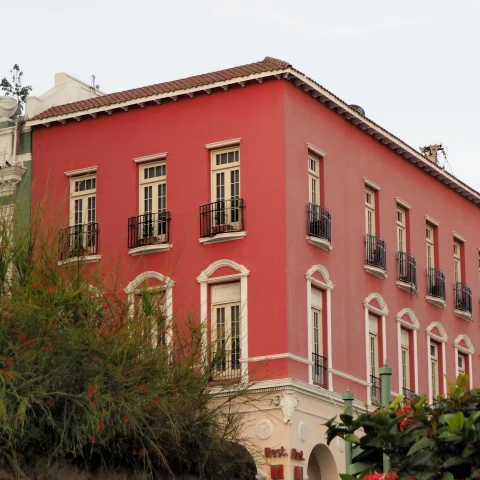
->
[69, 174, 96, 227]
[426, 321, 448, 403]
[308, 153, 321, 206]
[426, 224, 435, 269]
[454, 334, 475, 388]
[364, 293, 388, 405]
[400, 328, 410, 391]
[365, 187, 375, 236]
[396, 308, 419, 394]
[454, 240, 462, 283]
[134, 287, 168, 348]
[124, 271, 175, 348]
[197, 260, 249, 378]
[306, 265, 334, 390]
[430, 342, 439, 401]
[397, 206, 406, 253]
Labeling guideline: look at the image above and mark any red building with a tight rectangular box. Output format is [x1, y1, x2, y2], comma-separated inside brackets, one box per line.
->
[28, 57, 480, 480]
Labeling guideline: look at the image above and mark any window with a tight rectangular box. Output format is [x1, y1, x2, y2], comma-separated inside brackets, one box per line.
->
[458, 352, 465, 375]
[135, 288, 167, 348]
[369, 315, 379, 378]
[70, 175, 96, 227]
[400, 329, 410, 391]
[308, 154, 320, 206]
[365, 188, 375, 236]
[311, 288, 325, 385]
[454, 241, 461, 283]
[211, 283, 241, 377]
[139, 161, 167, 240]
[426, 224, 435, 269]
[430, 342, 439, 400]
[211, 147, 241, 229]
[397, 207, 406, 252]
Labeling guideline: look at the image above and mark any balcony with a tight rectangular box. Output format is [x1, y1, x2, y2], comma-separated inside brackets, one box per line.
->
[426, 268, 446, 308]
[396, 252, 417, 293]
[199, 198, 245, 244]
[454, 282, 472, 321]
[59, 223, 100, 264]
[364, 235, 387, 279]
[312, 353, 328, 388]
[210, 350, 241, 383]
[402, 387, 416, 403]
[306, 203, 332, 251]
[128, 212, 172, 255]
[370, 375, 381, 403]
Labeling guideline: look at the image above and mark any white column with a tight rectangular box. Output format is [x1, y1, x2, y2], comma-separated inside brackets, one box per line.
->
[382, 315, 387, 365]
[240, 276, 249, 378]
[307, 280, 313, 384]
[469, 354, 473, 389]
[413, 330, 419, 393]
[442, 343, 447, 394]
[365, 308, 371, 405]
[454, 346, 459, 379]
[397, 322, 402, 394]
[200, 282, 208, 363]
[427, 335, 432, 403]
[327, 289, 333, 391]
[165, 283, 174, 347]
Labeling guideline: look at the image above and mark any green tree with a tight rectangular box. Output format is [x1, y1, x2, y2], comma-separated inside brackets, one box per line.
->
[1, 64, 32, 107]
[0, 202, 259, 479]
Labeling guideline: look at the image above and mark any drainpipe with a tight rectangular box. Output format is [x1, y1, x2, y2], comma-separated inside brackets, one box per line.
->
[380, 363, 392, 473]
[342, 389, 354, 474]
[12, 119, 19, 166]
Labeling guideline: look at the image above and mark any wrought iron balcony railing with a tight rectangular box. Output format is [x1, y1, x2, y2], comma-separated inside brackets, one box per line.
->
[200, 198, 244, 238]
[455, 282, 472, 314]
[211, 350, 241, 381]
[312, 353, 328, 387]
[427, 268, 446, 300]
[59, 223, 99, 260]
[371, 375, 381, 402]
[308, 203, 331, 242]
[128, 212, 171, 249]
[365, 235, 387, 270]
[402, 387, 416, 403]
[397, 251, 417, 288]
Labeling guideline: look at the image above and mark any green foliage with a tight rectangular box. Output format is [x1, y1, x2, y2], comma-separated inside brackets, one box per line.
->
[1, 64, 32, 107]
[326, 375, 480, 480]
[0, 206, 257, 479]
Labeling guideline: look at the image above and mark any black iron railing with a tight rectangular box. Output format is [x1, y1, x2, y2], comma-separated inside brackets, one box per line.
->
[128, 212, 171, 249]
[397, 252, 417, 288]
[427, 268, 446, 300]
[455, 282, 472, 314]
[312, 353, 328, 387]
[366, 235, 387, 270]
[308, 204, 331, 243]
[371, 375, 381, 402]
[200, 198, 244, 238]
[402, 387, 416, 403]
[59, 223, 99, 260]
[211, 350, 241, 381]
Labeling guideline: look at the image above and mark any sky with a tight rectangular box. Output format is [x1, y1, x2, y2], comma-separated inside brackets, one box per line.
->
[2, 0, 480, 190]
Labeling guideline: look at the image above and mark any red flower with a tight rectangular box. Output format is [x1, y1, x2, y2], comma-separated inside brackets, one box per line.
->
[139, 449, 146, 457]
[88, 384, 95, 398]
[47, 286, 55, 293]
[123, 416, 129, 424]
[132, 449, 138, 455]
[6, 358, 13, 365]
[98, 420, 104, 430]
[91, 435, 96, 444]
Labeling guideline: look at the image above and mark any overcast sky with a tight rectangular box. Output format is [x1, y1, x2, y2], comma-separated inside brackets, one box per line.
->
[2, 0, 479, 190]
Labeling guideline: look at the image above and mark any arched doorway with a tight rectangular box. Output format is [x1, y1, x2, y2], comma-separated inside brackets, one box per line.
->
[213, 442, 258, 480]
[308, 443, 338, 480]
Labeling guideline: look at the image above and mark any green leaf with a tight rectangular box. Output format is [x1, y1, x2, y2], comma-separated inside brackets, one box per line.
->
[444, 411, 465, 430]
[415, 397, 426, 409]
[340, 474, 357, 480]
[407, 436, 434, 455]
[456, 373, 468, 392]
[469, 469, 480, 479]
[438, 431, 464, 442]
[345, 434, 361, 444]
[462, 445, 476, 458]
[390, 394, 404, 410]
[441, 473, 454, 480]
[409, 450, 434, 467]
[442, 456, 465, 468]
[340, 413, 353, 426]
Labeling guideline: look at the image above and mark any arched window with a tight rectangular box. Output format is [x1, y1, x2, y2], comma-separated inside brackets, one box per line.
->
[396, 308, 420, 397]
[306, 264, 334, 391]
[454, 334, 474, 388]
[426, 322, 448, 403]
[124, 271, 175, 347]
[197, 259, 249, 378]
[364, 293, 389, 405]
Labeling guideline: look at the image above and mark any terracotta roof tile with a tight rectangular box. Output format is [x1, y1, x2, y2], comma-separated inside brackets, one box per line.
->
[31, 57, 291, 121]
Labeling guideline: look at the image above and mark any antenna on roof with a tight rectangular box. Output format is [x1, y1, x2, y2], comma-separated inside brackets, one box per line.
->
[90, 75, 97, 97]
[420, 143, 453, 174]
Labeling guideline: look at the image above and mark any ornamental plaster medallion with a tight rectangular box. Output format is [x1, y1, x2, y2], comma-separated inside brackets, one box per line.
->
[298, 421, 308, 442]
[256, 419, 273, 440]
[279, 393, 299, 425]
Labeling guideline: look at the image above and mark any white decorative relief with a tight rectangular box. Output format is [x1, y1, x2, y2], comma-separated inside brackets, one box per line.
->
[256, 419, 273, 440]
[298, 421, 308, 442]
[0, 164, 27, 197]
[279, 393, 299, 424]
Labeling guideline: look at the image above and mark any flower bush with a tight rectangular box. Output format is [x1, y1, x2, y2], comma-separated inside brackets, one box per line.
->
[325, 376, 480, 480]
